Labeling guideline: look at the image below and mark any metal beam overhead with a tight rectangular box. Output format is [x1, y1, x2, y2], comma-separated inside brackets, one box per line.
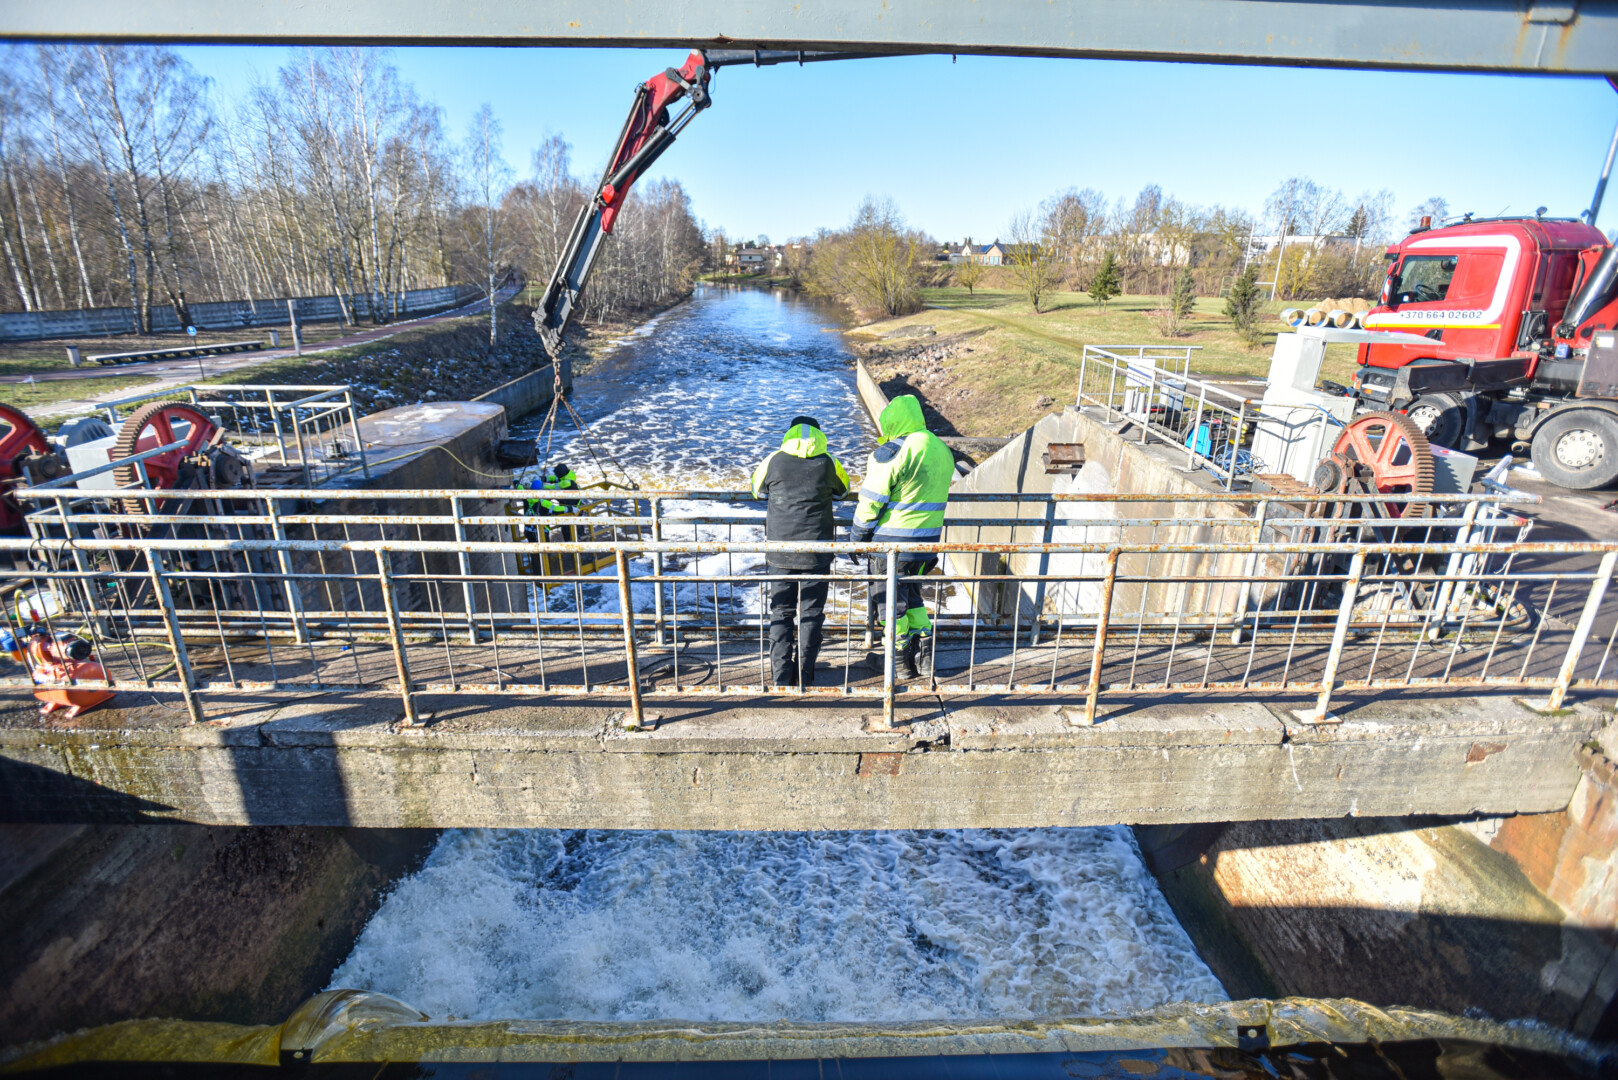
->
[4, 1, 1617, 76]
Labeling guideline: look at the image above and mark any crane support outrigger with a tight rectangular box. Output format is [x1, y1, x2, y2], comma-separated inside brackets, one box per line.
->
[532, 48, 878, 361]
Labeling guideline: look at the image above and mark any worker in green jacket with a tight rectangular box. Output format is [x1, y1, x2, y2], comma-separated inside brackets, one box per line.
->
[849, 394, 954, 681]
[526, 462, 578, 515]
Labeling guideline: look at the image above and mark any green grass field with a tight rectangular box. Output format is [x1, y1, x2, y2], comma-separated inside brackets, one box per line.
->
[851, 287, 1358, 437]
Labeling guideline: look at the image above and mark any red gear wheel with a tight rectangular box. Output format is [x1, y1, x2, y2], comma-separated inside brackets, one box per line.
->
[1330, 410, 1436, 518]
[0, 404, 51, 532]
[111, 401, 222, 516]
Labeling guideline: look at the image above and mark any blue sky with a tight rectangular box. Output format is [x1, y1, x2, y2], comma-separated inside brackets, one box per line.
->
[177, 45, 1618, 243]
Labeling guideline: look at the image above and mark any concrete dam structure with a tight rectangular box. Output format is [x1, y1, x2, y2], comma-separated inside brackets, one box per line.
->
[2, 286, 1615, 1059]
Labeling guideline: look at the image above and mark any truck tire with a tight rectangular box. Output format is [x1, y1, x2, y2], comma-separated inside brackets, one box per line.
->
[1404, 393, 1465, 450]
[1530, 408, 1618, 490]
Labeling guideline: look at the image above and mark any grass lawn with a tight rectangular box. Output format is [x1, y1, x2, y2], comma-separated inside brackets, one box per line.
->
[849, 288, 1360, 437]
[0, 373, 162, 416]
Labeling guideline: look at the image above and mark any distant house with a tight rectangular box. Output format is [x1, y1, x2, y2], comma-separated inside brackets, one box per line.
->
[965, 241, 1007, 266]
[732, 246, 773, 271]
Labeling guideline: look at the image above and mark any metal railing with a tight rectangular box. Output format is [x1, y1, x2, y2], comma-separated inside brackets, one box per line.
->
[4, 487, 1609, 732]
[99, 383, 370, 486]
[1078, 345, 1340, 489]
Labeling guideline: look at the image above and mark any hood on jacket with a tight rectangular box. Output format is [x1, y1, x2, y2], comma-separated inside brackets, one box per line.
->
[878, 394, 926, 442]
[780, 421, 828, 459]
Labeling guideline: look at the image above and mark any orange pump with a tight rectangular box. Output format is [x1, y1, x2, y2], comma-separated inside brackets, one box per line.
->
[2, 624, 115, 722]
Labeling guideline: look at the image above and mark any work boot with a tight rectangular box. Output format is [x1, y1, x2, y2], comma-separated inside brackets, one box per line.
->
[895, 635, 921, 682]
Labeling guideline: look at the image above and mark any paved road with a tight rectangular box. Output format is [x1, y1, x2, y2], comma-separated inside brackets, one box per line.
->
[9, 285, 518, 419]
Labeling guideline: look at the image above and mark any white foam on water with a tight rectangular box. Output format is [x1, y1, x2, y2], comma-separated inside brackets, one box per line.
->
[337, 287, 1227, 1025]
[330, 828, 1226, 1022]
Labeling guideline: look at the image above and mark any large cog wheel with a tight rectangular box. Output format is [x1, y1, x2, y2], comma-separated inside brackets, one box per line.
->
[1331, 410, 1436, 518]
[111, 401, 223, 518]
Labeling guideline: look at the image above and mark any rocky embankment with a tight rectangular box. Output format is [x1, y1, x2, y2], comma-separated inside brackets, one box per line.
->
[280, 299, 677, 417]
[848, 322, 1047, 437]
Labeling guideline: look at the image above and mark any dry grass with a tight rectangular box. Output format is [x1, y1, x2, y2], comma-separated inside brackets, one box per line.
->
[848, 287, 1360, 438]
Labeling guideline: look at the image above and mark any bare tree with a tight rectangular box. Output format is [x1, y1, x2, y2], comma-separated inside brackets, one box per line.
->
[805, 196, 922, 317]
[1005, 208, 1059, 313]
[462, 102, 511, 343]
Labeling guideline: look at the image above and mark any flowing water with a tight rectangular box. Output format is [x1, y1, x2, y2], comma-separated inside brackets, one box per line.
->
[331, 284, 1227, 1022]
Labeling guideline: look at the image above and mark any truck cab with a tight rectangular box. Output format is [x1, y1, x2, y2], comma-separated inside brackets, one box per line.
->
[1348, 216, 1618, 487]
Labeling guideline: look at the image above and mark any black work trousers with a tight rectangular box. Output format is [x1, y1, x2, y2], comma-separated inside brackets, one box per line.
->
[767, 559, 830, 686]
[866, 555, 936, 641]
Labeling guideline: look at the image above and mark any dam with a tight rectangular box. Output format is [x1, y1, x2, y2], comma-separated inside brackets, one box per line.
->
[2, 286, 1616, 1065]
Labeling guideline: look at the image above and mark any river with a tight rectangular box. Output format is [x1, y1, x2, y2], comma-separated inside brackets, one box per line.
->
[328, 284, 1227, 1023]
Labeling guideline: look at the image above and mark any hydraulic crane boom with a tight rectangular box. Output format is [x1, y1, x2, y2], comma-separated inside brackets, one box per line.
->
[532, 48, 878, 361]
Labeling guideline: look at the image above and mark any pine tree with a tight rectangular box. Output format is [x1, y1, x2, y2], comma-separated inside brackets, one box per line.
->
[1224, 263, 1264, 348]
[1170, 267, 1196, 320]
[1088, 251, 1121, 309]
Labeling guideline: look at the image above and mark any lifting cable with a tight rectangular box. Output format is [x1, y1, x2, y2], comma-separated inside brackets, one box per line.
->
[527, 369, 640, 490]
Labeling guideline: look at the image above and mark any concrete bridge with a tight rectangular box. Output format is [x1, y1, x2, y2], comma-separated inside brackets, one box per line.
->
[0, 686, 1597, 829]
[2, 399, 1612, 830]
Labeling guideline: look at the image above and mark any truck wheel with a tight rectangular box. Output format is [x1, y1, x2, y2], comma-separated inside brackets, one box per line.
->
[1405, 393, 1465, 450]
[1531, 409, 1618, 490]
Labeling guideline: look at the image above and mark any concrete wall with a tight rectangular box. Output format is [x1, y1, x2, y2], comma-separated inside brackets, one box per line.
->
[0, 822, 436, 1043]
[1149, 754, 1618, 1041]
[0, 692, 1591, 829]
[0, 285, 479, 343]
[854, 358, 890, 426]
[472, 358, 572, 419]
[943, 406, 1280, 625]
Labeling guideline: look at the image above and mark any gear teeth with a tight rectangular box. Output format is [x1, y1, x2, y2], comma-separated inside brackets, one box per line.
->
[1330, 410, 1437, 520]
[111, 401, 219, 519]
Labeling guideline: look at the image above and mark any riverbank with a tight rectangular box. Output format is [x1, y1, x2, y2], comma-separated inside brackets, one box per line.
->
[847, 288, 1336, 438]
[1, 290, 690, 428]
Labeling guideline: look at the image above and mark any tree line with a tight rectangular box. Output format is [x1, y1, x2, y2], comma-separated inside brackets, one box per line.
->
[789, 177, 1454, 322]
[0, 44, 705, 339]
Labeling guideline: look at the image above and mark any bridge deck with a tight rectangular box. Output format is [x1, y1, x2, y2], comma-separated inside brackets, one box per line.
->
[0, 685, 1594, 829]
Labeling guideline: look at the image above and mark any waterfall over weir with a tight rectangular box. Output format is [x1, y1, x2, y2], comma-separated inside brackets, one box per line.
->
[330, 286, 1226, 1023]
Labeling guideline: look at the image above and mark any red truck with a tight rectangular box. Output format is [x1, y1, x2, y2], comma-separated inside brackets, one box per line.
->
[1351, 214, 1618, 489]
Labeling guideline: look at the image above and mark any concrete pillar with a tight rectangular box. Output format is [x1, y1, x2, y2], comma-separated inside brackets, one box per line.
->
[287, 300, 302, 357]
[65, 346, 81, 367]
[268, 330, 281, 348]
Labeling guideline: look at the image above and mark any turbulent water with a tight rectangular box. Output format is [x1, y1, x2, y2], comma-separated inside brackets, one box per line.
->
[331, 285, 1227, 1022]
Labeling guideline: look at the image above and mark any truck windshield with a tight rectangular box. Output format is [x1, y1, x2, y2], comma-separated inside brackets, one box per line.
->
[1395, 255, 1458, 303]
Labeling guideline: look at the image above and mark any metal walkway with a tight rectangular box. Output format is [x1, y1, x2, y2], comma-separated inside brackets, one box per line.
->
[3, 485, 1612, 732]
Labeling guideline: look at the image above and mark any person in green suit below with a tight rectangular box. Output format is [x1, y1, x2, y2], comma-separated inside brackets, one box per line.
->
[849, 394, 954, 681]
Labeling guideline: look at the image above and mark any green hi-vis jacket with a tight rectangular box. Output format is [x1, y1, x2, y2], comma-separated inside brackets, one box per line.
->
[851, 395, 954, 545]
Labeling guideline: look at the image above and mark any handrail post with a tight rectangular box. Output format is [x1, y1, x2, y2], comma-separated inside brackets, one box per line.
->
[1226, 400, 1247, 491]
[1431, 497, 1481, 637]
[345, 389, 370, 478]
[375, 551, 419, 727]
[650, 497, 666, 646]
[616, 549, 646, 730]
[1545, 550, 1618, 711]
[146, 550, 204, 725]
[1077, 547, 1121, 726]
[1028, 496, 1056, 646]
[451, 496, 478, 643]
[265, 388, 289, 466]
[290, 403, 311, 487]
[1303, 550, 1365, 725]
[1230, 499, 1269, 644]
[881, 549, 899, 729]
[1187, 382, 1207, 471]
[266, 497, 308, 645]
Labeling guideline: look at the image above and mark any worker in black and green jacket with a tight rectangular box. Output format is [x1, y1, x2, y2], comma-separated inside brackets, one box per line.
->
[752, 415, 850, 687]
[850, 394, 954, 681]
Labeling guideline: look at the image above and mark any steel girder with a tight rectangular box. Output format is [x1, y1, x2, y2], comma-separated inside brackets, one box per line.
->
[5, 1, 1617, 76]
